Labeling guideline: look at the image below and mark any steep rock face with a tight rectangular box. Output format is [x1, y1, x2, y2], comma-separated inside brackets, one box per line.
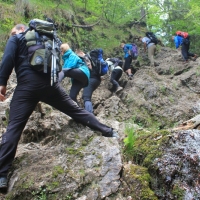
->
[0, 105, 123, 199]
[152, 129, 200, 199]
[1, 45, 200, 199]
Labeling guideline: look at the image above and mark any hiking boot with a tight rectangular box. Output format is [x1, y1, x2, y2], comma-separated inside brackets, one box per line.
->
[111, 130, 119, 138]
[192, 54, 198, 61]
[103, 130, 119, 138]
[0, 177, 7, 189]
[128, 74, 133, 80]
[116, 86, 123, 93]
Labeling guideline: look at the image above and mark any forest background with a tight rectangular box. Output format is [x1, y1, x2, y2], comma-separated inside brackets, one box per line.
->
[0, 0, 200, 59]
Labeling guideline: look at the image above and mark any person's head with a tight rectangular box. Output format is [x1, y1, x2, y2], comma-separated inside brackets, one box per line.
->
[139, 37, 143, 41]
[120, 43, 125, 48]
[10, 24, 28, 36]
[60, 43, 70, 55]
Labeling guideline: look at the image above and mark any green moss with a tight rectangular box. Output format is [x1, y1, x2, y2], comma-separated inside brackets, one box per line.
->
[52, 165, 65, 178]
[49, 181, 59, 189]
[128, 164, 158, 200]
[131, 129, 171, 167]
[81, 140, 88, 146]
[171, 184, 185, 199]
[79, 169, 85, 177]
[65, 147, 84, 158]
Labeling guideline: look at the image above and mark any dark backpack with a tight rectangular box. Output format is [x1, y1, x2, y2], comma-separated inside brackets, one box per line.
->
[131, 43, 138, 59]
[146, 32, 159, 45]
[87, 48, 108, 76]
[24, 19, 62, 75]
[106, 58, 123, 71]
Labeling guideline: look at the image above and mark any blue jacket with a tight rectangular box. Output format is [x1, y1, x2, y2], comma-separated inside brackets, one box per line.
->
[123, 44, 132, 58]
[174, 35, 183, 49]
[62, 49, 90, 83]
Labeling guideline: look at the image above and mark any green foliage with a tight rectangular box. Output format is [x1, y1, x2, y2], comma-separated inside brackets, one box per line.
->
[65, 194, 72, 200]
[123, 127, 138, 159]
[1, 0, 200, 57]
[52, 165, 64, 178]
[32, 187, 47, 200]
[159, 85, 167, 95]
[0, 18, 14, 32]
[171, 184, 184, 200]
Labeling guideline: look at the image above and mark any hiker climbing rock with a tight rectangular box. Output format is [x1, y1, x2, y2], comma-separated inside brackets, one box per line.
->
[140, 32, 159, 67]
[82, 48, 108, 113]
[172, 31, 197, 63]
[120, 43, 134, 80]
[106, 57, 123, 94]
[58, 43, 90, 103]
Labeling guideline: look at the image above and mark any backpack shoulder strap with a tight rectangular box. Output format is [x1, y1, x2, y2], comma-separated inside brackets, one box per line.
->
[16, 28, 30, 40]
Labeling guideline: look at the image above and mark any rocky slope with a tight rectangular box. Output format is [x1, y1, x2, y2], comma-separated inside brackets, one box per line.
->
[1, 46, 200, 199]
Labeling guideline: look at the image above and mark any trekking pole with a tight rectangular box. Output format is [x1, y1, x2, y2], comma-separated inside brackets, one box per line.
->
[51, 39, 55, 86]
[53, 39, 57, 85]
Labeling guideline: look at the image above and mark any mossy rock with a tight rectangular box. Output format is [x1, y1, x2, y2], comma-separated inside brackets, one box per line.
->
[126, 129, 171, 167]
[121, 163, 158, 200]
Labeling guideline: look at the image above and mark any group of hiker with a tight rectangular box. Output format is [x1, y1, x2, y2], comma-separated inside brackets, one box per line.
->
[0, 22, 120, 190]
[0, 18, 198, 191]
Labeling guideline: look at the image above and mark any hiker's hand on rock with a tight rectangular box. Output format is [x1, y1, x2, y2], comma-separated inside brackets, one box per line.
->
[0, 85, 6, 101]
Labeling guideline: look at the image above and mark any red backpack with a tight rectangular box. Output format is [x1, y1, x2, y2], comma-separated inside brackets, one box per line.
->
[176, 31, 189, 38]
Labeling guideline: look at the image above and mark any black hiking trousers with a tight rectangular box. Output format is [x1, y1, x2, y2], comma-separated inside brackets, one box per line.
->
[181, 39, 195, 61]
[123, 55, 132, 72]
[58, 68, 88, 103]
[82, 77, 101, 113]
[0, 72, 112, 176]
[110, 69, 123, 92]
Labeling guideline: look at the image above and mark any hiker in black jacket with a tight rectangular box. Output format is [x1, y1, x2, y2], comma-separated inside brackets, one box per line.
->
[106, 58, 123, 94]
[0, 24, 119, 190]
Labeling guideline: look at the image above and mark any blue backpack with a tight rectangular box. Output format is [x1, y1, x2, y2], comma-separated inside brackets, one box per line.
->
[131, 43, 138, 60]
[87, 48, 108, 76]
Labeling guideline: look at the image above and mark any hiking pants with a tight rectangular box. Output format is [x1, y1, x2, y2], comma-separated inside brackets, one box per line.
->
[148, 44, 156, 67]
[123, 55, 132, 72]
[181, 40, 195, 61]
[110, 69, 123, 92]
[82, 78, 101, 113]
[58, 68, 88, 102]
[0, 73, 112, 176]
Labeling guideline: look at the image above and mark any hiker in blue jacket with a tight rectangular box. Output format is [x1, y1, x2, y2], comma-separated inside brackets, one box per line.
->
[172, 35, 197, 62]
[58, 43, 90, 103]
[120, 43, 133, 80]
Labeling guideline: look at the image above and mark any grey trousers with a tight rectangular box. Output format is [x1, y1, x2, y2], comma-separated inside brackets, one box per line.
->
[148, 44, 156, 67]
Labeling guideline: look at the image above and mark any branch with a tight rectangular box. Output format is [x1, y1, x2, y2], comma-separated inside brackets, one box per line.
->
[135, 13, 148, 23]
